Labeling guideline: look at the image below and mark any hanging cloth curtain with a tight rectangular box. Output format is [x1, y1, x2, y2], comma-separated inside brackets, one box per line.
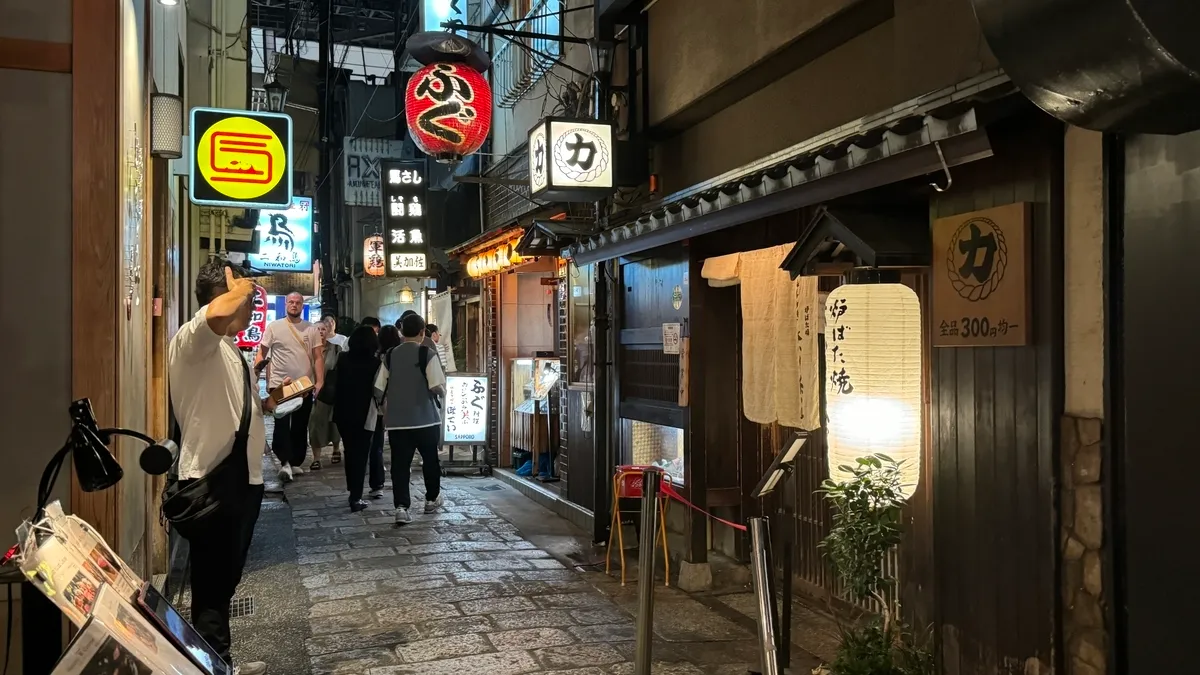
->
[725, 245, 821, 431]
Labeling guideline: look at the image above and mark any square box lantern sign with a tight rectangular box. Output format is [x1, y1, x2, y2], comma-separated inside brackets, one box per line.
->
[528, 117, 617, 202]
[189, 107, 294, 209]
[380, 159, 430, 276]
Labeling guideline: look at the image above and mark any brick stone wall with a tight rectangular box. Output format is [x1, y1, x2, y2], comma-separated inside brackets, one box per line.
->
[1062, 415, 1107, 675]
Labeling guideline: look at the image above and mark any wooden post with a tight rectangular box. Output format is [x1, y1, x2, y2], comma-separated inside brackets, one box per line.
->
[677, 336, 690, 407]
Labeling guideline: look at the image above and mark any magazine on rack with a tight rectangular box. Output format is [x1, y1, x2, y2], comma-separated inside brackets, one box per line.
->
[137, 583, 231, 675]
[90, 585, 205, 675]
[16, 500, 143, 626]
[51, 616, 156, 675]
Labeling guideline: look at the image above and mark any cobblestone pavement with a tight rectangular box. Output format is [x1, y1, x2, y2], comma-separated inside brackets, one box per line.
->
[283, 459, 774, 675]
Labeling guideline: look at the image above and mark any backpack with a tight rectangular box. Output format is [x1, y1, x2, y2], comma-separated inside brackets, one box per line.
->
[385, 344, 436, 406]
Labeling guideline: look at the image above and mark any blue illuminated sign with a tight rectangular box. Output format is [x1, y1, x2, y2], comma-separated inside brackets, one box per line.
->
[249, 196, 314, 272]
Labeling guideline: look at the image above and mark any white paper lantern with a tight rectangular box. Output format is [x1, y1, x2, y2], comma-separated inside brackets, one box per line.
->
[823, 283, 922, 498]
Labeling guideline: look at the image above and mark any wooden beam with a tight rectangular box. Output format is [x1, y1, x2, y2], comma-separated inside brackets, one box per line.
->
[0, 37, 72, 73]
[72, 0, 121, 544]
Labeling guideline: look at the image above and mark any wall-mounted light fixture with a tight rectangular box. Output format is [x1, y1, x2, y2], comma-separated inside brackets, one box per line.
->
[399, 282, 415, 304]
[588, 39, 615, 75]
[157, 0, 180, 6]
[150, 93, 183, 159]
[264, 79, 290, 113]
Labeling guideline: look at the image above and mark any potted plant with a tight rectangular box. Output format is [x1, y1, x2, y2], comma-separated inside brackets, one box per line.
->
[814, 454, 934, 675]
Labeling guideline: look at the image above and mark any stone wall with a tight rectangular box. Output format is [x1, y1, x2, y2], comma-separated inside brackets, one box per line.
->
[1062, 415, 1106, 675]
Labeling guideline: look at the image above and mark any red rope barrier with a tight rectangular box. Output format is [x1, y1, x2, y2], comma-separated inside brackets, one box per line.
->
[659, 482, 748, 532]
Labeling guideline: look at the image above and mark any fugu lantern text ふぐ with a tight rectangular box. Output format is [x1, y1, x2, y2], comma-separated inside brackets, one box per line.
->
[405, 62, 492, 163]
[823, 283, 922, 498]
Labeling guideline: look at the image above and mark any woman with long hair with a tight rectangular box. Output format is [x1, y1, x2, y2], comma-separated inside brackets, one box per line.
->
[332, 325, 382, 512]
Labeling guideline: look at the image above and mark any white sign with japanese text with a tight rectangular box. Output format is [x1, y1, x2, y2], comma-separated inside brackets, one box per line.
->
[662, 323, 681, 355]
[443, 374, 490, 445]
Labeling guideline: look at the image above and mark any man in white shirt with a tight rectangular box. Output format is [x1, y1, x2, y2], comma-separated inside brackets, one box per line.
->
[168, 260, 274, 675]
[255, 292, 324, 481]
[323, 315, 348, 349]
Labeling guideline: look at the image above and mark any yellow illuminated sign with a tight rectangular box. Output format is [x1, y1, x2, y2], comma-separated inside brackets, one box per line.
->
[189, 107, 293, 209]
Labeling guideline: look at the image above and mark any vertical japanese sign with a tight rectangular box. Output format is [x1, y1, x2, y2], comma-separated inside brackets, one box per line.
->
[248, 196, 313, 272]
[932, 202, 1031, 347]
[443, 374, 490, 445]
[379, 159, 429, 276]
[237, 285, 269, 349]
[189, 107, 293, 209]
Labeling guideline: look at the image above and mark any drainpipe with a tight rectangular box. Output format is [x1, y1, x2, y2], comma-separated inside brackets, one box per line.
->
[590, 21, 616, 545]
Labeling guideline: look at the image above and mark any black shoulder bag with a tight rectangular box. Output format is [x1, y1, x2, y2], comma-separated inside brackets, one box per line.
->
[161, 357, 253, 540]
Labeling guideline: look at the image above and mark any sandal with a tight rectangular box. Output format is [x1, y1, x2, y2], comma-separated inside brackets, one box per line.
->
[331, 450, 342, 464]
[310, 460, 322, 471]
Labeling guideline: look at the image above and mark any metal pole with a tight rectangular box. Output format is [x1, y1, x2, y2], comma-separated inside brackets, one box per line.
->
[749, 517, 780, 675]
[633, 469, 661, 674]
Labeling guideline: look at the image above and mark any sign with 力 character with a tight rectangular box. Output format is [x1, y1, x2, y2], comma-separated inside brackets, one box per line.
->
[528, 117, 616, 202]
[189, 107, 293, 209]
[443, 374, 490, 445]
[379, 159, 429, 276]
[932, 202, 1031, 347]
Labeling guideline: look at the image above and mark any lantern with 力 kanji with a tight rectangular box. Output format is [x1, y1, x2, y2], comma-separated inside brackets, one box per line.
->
[364, 234, 386, 277]
[405, 62, 492, 163]
[823, 283, 922, 498]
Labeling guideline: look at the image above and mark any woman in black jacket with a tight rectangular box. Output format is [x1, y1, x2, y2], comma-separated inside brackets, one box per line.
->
[333, 326, 382, 512]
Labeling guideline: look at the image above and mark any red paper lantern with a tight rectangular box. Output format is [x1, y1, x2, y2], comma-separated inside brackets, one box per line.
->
[405, 62, 492, 163]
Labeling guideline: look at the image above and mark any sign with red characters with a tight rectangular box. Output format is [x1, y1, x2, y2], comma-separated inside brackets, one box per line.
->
[236, 285, 269, 349]
[405, 62, 492, 163]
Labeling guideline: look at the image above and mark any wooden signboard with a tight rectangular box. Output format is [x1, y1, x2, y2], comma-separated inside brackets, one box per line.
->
[932, 202, 1031, 347]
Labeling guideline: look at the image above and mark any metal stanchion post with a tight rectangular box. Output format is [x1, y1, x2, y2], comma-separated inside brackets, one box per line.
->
[633, 469, 662, 675]
[749, 517, 780, 675]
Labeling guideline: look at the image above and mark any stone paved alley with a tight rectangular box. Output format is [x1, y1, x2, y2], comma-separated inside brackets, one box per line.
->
[214, 450, 833, 675]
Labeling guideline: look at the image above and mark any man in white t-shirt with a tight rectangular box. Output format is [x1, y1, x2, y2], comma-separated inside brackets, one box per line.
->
[255, 292, 324, 481]
[168, 260, 275, 675]
[322, 315, 348, 349]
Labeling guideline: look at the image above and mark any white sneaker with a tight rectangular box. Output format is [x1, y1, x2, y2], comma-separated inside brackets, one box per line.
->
[278, 465, 293, 483]
[394, 507, 411, 525]
[234, 662, 267, 675]
[291, 463, 306, 475]
[424, 493, 444, 514]
[369, 488, 384, 499]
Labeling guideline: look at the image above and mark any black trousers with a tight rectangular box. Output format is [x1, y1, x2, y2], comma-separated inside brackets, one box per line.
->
[337, 422, 371, 504]
[369, 417, 385, 490]
[271, 394, 313, 467]
[188, 482, 264, 666]
[388, 426, 441, 509]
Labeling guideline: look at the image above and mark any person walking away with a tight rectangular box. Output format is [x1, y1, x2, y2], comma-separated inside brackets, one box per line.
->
[308, 320, 342, 470]
[376, 313, 445, 524]
[360, 316, 381, 334]
[167, 260, 271, 675]
[396, 310, 438, 351]
[255, 292, 324, 482]
[369, 325, 402, 499]
[333, 326, 383, 512]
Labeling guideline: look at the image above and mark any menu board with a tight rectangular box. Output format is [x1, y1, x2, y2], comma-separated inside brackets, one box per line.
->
[443, 374, 489, 445]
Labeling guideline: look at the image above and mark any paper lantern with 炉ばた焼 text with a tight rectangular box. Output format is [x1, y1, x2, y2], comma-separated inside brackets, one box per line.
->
[405, 62, 492, 163]
[823, 283, 922, 498]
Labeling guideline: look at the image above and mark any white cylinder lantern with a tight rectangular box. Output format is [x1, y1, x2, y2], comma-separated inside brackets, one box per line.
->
[150, 93, 183, 159]
[823, 283, 922, 498]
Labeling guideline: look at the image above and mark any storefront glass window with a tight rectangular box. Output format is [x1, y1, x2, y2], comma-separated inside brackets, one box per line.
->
[568, 263, 594, 384]
[620, 419, 685, 485]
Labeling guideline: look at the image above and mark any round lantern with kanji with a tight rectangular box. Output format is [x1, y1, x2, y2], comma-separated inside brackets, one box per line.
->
[405, 62, 492, 163]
